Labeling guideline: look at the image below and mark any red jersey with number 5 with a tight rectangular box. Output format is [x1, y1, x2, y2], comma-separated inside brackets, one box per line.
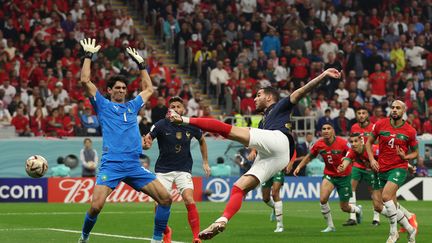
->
[371, 118, 418, 172]
[310, 136, 350, 177]
[344, 144, 379, 170]
[350, 122, 374, 169]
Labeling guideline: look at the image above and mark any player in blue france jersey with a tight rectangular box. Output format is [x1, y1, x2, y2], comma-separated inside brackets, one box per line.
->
[144, 96, 211, 243]
[167, 68, 341, 240]
[78, 38, 171, 243]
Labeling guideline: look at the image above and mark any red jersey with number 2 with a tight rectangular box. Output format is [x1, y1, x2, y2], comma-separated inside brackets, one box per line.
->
[310, 136, 350, 177]
[350, 122, 374, 169]
[372, 118, 418, 172]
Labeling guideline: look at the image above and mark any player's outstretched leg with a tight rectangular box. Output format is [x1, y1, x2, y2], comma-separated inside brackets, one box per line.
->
[398, 202, 418, 234]
[79, 185, 112, 242]
[344, 191, 358, 226]
[199, 175, 259, 240]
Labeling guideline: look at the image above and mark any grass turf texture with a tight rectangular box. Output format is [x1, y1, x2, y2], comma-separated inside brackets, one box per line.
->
[0, 201, 431, 243]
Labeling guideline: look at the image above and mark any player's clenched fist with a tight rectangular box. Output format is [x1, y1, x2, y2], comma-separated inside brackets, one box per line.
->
[126, 47, 146, 70]
[80, 38, 101, 58]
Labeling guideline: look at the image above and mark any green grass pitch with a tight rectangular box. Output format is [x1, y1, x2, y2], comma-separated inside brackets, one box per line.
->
[0, 201, 431, 242]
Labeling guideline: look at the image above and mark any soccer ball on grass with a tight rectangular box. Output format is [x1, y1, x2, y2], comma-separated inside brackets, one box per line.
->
[25, 155, 48, 178]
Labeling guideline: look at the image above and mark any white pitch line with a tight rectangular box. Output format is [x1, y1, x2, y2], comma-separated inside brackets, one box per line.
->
[0, 228, 185, 243]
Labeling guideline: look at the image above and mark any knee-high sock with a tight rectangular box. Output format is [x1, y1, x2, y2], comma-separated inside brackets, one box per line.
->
[219, 186, 245, 222]
[384, 200, 397, 234]
[265, 197, 275, 208]
[397, 209, 414, 233]
[397, 203, 413, 218]
[154, 205, 171, 240]
[274, 201, 283, 227]
[349, 205, 361, 213]
[81, 212, 98, 239]
[348, 191, 356, 220]
[373, 210, 380, 221]
[185, 118, 232, 138]
[320, 203, 334, 228]
[186, 203, 200, 238]
[380, 207, 388, 217]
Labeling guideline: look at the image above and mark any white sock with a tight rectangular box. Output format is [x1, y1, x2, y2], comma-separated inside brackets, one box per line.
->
[274, 201, 283, 227]
[348, 192, 356, 220]
[397, 203, 413, 218]
[397, 209, 414, 233]
[373, 210, 380, 221]
[320, 203, 334, 228]
[384, 200, 398, 234]
[349, 205, 361, 213]
[380, 207, 388, 217]
[216, 216, 228, 223]
[182, 116, 190, 124]
[265, 198, 275, 208]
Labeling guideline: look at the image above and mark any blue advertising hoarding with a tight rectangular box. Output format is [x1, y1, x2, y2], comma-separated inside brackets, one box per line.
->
[203, 176, 339, 202]
[0, 178, 48, 202]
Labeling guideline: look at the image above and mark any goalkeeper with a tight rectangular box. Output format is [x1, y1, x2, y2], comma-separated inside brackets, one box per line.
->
[77, 38, 172, 243]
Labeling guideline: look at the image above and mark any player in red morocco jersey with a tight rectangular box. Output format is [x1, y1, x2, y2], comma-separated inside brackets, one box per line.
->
[344, 106, 379, 226]
[292, 123, 362, 233]
[366, 100, 417, 243]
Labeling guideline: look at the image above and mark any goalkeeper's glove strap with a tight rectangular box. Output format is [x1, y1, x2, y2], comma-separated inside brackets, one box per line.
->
[84, 52, 94, 59]
[138, 62, 146, 70]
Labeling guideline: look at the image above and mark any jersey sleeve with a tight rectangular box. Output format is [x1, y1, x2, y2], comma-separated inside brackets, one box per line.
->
[90, 91, 109, 114]
[309, 140, 320, 158]
[408, 129, 418, 150]
[277, 95, 295, 112]
[192, 127, 203, 140]
[343, 149, 356, 162]
[371, 120, 380, 139]
[149, 120, 162, 139]
[128, 95, 144, 114]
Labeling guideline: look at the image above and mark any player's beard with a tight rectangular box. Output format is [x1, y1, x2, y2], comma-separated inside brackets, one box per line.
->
[391, 113, 403, 121]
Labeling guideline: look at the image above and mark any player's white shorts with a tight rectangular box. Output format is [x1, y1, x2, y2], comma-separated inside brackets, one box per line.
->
[245, 128, 291, 183]
[156, 171, 194, 194]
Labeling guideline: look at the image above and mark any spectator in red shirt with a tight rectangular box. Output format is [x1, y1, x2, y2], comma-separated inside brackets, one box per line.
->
[423, 114, 432, 134]
[30, 108, 46, 136]
[289, 49, 309, 87]
[240, 89, 255, 115]
[369, 63, 388, 103]
[11, 107, 31, 136]
[407, 113, 422, 134]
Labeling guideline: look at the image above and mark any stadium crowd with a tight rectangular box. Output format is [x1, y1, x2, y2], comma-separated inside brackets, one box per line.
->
[1, 0, 432, 138]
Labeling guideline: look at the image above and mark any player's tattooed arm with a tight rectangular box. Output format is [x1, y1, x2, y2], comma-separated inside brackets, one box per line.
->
[365, 135, 379, 172]
[290, 68, 341, 104]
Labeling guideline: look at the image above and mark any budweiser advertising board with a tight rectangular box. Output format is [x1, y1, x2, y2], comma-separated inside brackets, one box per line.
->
[48, 177, 203, 203]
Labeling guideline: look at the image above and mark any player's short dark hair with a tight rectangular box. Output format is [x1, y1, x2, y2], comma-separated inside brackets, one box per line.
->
[350, 132, 361, 137]
[321, 121, 334, 129]
[168, 96, 184, 105]
[217, 157, 224, 164]
[83, 138, 92, 144]
[355, 106, 369, 113]
[107, 75, 128, 89]
[259, 86, 279, 102]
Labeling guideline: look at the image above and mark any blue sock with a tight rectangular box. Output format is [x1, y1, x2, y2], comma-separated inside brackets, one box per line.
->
[153, 205, 171, 240]
[82, 212, 98, 239]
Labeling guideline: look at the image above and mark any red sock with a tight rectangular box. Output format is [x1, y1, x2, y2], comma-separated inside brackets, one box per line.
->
[189, 118, 232, 138]
[222, 186, 245, 220]
[186, 203, 200, 238]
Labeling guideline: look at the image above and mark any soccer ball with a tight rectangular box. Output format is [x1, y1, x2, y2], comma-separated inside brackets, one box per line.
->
[25, 155, 48, 178]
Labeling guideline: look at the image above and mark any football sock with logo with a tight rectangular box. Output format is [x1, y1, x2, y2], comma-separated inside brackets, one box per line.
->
[320, 203, 334, 228]
[274, 201, 283, 226]
[384, 200, 397, 234]
[221, 185, 245, 221]
[81, 212, 98, 239]
[153, 205, 171, 240]
[348, 192, 357, 220]
[186, 203, 200, 238]
[184, 118, 232, 138]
